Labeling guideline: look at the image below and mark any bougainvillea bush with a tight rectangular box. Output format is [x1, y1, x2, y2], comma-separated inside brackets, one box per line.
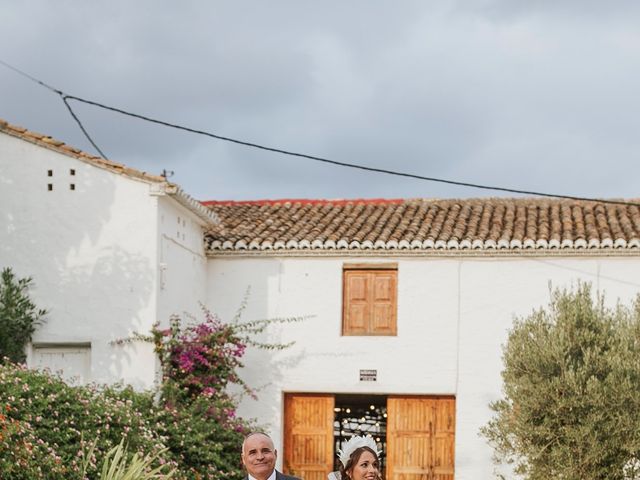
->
[0, 304, 302, 479]
[0, 362, 241, 480]
[150, 307, 301, 479]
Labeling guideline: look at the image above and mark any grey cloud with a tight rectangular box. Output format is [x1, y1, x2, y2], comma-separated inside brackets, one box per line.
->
[1, 1, 639, 200]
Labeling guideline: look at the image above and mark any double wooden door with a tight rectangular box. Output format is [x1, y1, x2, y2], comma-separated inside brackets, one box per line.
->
[283, 394, 335, 480]
[386, 396, 455, 480]
[284, 394, 455, 480]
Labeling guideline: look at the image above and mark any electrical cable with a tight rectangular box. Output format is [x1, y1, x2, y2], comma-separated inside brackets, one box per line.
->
[0, 59, 108, 159]
[62, 96, 109, 159]
[0, 59, 62, 95]
[1, 58, 639, 208]
[61, 94, 640, 208]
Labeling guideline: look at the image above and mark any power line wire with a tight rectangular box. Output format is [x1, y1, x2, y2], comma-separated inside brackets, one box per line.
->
[61, 96, 109, 159]
[0, 58, 62, 95]
[1, 58, 639, 208]
[0, 59, 108, 159]
[62, 94, 640, 208]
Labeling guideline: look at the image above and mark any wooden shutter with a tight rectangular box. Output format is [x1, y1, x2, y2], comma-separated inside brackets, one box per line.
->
[387, 396, 455, 480]
[344, 272, 370, 334]
[371, 271, 397, 334]
[343, 268, 397, 335]
[284, 394, 335, 480]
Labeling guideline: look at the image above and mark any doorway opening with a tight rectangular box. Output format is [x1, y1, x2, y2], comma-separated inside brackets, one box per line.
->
[333, 394, 387, 475]
[283, 393, 455, 480]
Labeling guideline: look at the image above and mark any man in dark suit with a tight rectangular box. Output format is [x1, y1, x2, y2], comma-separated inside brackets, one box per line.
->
[242, 432, 301, 480]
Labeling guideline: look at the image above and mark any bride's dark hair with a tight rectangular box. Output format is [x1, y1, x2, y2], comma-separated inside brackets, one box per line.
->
[338, 446, 381, 480]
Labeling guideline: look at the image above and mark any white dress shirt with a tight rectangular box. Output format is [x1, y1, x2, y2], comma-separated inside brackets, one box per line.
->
[248, 470, 277, 480]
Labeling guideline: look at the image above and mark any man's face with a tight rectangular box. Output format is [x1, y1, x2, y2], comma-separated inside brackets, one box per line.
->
[242, 434, 277, 480]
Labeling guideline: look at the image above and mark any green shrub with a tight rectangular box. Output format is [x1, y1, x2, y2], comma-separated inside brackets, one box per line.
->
[482, 284, 640, 479]
[0, 267, 47, 363]
[155, 397, 247, 480]
[0, 363, 171, 479]
[0, 404, 68, 479]
[0, 363, 244, 479]
[0, 299, 303, 479]
[147, 305, 303, 479]
[86, 438, 175, 480]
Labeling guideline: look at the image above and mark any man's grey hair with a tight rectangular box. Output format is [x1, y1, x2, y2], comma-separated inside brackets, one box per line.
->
[242, 432, 274, 452]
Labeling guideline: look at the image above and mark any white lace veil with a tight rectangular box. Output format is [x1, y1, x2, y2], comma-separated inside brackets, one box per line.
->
[327, 471, 342, 480]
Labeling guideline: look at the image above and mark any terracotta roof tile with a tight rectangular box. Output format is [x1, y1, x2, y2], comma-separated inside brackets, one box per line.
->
[203, 198, 640, 252]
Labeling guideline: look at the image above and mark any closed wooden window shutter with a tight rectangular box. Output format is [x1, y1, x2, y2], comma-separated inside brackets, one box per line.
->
[387, 396, 455, 480]
[343, 268, 397, 335]
[344, 272, 370, 334]
[371, 272, 397, 334]
[284, 394, 335, 480]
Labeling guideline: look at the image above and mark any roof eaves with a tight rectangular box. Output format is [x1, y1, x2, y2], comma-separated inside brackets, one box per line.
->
[0, 117, 218, 226]
[204, 244, 640, 256]
[164, 184, 219, 226]
[0, 118, 165, 184]
[201, 198, 406, 206]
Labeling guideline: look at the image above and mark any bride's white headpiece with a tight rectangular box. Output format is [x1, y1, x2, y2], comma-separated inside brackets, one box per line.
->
[337, 436, 380, 467]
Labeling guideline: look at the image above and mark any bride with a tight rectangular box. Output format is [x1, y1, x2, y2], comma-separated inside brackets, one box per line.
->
[328, 436, 381, 480]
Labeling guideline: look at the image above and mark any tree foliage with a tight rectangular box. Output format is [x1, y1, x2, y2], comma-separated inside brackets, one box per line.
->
[149, 305, 304, 479]
[0, 363, 172, 479]
[481, 283, 640, 480]
[0, 267, 47, 363]
[0, 286, 304, 478]
[0, 403, 68, 479]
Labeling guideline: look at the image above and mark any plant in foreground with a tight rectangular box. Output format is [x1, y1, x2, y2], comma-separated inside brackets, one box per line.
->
[0, 403, 67, 479]
[82, 438, 175, 480]
[0, 267, 47, 363]
[482, 283, 640, 480]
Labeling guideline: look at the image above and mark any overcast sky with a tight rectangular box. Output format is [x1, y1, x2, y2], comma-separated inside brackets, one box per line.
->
[2, 1, 640, 201]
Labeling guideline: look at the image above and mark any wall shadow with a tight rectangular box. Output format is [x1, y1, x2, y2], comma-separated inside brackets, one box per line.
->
[0, 142, 157, 389]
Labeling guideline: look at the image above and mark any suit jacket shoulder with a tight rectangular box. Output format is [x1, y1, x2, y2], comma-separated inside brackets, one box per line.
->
[276, 470, 302, 480]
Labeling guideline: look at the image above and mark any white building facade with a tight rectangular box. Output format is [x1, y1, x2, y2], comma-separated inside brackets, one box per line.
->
[0, 120, 215, 388]
[204, 200, 640, 480]
[2, 118, 640, 478]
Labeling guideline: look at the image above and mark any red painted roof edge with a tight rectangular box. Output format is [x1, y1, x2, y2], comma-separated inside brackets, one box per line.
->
[200, 197, 640, 207]
[200, 198, 406, 206]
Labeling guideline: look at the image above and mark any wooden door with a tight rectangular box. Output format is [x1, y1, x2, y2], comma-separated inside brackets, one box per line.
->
[387, 396, 455, 480]
[284, 394, 335, 480]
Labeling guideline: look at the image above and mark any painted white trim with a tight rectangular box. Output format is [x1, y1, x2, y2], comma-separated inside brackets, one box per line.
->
[207, 249, 640, 258]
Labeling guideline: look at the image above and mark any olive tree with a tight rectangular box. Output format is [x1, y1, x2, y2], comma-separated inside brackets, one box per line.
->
[482, 283, 640, 480]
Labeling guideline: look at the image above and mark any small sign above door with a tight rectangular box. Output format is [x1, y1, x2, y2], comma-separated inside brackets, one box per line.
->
[359, 369, 377, 381]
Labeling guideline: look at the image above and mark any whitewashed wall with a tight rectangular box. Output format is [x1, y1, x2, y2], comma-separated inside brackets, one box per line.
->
[156, 196, 209, 327]
[5, 129, 640, 477]
[206, 254, 640, 478]
[0, 133, 159, 388]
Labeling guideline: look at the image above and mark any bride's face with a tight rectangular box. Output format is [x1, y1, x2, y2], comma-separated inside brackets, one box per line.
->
[348, 450, 379, 480]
